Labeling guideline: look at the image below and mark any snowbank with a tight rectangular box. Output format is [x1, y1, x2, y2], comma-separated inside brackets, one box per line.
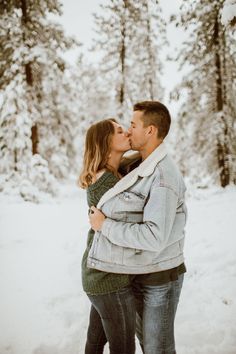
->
[0, 183, 235, 354]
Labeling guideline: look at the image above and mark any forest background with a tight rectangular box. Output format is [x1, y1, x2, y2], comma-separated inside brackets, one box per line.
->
[1, 0, 236, 201]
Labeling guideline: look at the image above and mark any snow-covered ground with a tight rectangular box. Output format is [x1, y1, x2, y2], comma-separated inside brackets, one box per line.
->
[221, 0, 236, 26]
[0, 183, 236, 354]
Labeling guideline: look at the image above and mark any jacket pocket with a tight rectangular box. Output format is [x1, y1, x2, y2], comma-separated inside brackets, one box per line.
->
[92, 236, 124, 265]
[115, 191, 146, 212]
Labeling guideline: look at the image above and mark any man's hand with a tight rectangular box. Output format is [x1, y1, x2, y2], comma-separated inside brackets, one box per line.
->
[89, 206, 106, 231]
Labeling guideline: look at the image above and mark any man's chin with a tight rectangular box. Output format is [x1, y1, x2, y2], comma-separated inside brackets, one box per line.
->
[130, 143, 138, 151]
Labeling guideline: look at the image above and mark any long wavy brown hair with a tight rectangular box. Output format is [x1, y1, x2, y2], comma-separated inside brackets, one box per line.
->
[78, 118, 117, 189]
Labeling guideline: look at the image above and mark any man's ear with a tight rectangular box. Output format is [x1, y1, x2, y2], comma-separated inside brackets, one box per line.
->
[147, 125, 158, 136]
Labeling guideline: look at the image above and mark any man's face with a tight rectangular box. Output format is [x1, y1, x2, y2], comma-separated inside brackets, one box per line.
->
[128, 111, 150, 151]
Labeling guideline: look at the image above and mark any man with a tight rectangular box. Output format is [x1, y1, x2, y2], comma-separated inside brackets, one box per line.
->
[88, 101, 187, 354]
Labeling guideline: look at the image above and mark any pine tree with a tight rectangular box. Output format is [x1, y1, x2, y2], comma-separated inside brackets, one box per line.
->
[0, 5, 35, 174]
[127, 0, 166, 104]
[74, 54, 116, 128]
[171, 0, 236, 187]
[38, 64, 80, 179]
[69, 54, 119, 169]
[0, 0, 79, 198]
[92, 0, 131, 122]
[92, 0, 166, 124]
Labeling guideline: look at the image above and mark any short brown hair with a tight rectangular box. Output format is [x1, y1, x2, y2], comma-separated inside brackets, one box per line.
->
[133, 101, 171, 139]
[78, 118, 117, 188]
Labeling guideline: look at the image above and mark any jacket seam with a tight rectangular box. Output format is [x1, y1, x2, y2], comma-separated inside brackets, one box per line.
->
[154, 165, 179, 196]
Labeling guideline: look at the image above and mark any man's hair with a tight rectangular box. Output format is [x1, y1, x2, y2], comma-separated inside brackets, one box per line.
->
[133, 101, 171, 139]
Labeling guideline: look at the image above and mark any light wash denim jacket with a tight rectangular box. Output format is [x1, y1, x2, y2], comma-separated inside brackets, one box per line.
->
[87, 143, 187, 274]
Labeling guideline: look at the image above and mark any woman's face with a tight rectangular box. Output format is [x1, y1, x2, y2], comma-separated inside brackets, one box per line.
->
[110, 122, 131, 153]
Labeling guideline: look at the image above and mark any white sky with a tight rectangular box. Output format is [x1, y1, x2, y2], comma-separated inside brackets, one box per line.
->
[58, 0, 185, 116]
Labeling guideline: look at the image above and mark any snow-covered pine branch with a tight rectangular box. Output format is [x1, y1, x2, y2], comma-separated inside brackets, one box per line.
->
[91, 0, 166, 125]
[0, 0, 81, 202]
[170, 0, 236, 187]
[221, 0, 236, 27]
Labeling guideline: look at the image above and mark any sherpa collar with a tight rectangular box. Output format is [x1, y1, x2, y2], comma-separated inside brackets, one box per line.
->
[97, 142, 167, 208]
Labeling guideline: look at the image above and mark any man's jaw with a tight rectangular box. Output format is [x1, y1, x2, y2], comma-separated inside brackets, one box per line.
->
[130, 142, 139, 151]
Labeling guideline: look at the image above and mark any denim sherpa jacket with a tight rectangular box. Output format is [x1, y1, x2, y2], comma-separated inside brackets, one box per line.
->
[87, 143, 187, 274]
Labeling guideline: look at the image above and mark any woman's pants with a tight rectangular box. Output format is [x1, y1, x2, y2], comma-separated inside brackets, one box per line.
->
[85, 286, 136, 354]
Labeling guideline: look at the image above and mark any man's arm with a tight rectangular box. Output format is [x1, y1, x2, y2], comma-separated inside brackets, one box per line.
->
[90, 178, 179, 253]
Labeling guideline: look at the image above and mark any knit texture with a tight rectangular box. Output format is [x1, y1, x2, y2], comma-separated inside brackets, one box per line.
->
[81, 171, 130, 295]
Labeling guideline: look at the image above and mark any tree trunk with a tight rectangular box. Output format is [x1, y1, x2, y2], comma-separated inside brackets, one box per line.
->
[14, 149, 17, 171]
[118, 0, 128, 120]
[144, 0, 154, 100]
[214, 17, 230, 187]
[21, 0, 38, 155]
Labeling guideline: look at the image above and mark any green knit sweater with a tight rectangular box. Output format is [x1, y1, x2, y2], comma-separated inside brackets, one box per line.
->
[81, 171, 130, 295]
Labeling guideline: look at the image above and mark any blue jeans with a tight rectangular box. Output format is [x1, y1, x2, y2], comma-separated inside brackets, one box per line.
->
[132, 274, 184, 354]
[85, 286, 136, 354]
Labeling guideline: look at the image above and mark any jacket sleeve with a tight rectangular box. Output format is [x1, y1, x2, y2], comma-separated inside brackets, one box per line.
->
[100, 179, 179, 252]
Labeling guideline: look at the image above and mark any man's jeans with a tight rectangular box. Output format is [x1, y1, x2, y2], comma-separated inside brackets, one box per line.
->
[85, 286, 136, 354]
[133, 274, 184, 354]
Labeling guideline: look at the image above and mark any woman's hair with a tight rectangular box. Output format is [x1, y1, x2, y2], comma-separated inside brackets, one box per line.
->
[78, 118, 117, 189]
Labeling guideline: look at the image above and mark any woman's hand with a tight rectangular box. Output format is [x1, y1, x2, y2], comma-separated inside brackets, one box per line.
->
[89, 206, 106, 231]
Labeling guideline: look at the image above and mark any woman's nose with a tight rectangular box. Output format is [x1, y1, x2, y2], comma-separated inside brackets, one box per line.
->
[125, 129, 131, 137]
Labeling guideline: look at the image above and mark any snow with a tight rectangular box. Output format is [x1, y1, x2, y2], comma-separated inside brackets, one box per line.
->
[0, 183, 236, 354]
[221, 0, 236, 26]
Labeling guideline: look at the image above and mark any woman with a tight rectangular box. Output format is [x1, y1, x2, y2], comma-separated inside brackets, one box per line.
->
[78, 119, 136, 354]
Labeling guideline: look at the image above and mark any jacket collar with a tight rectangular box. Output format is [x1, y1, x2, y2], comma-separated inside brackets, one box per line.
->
[135, 141, 167, 177]
[97, 142, 167, 208]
